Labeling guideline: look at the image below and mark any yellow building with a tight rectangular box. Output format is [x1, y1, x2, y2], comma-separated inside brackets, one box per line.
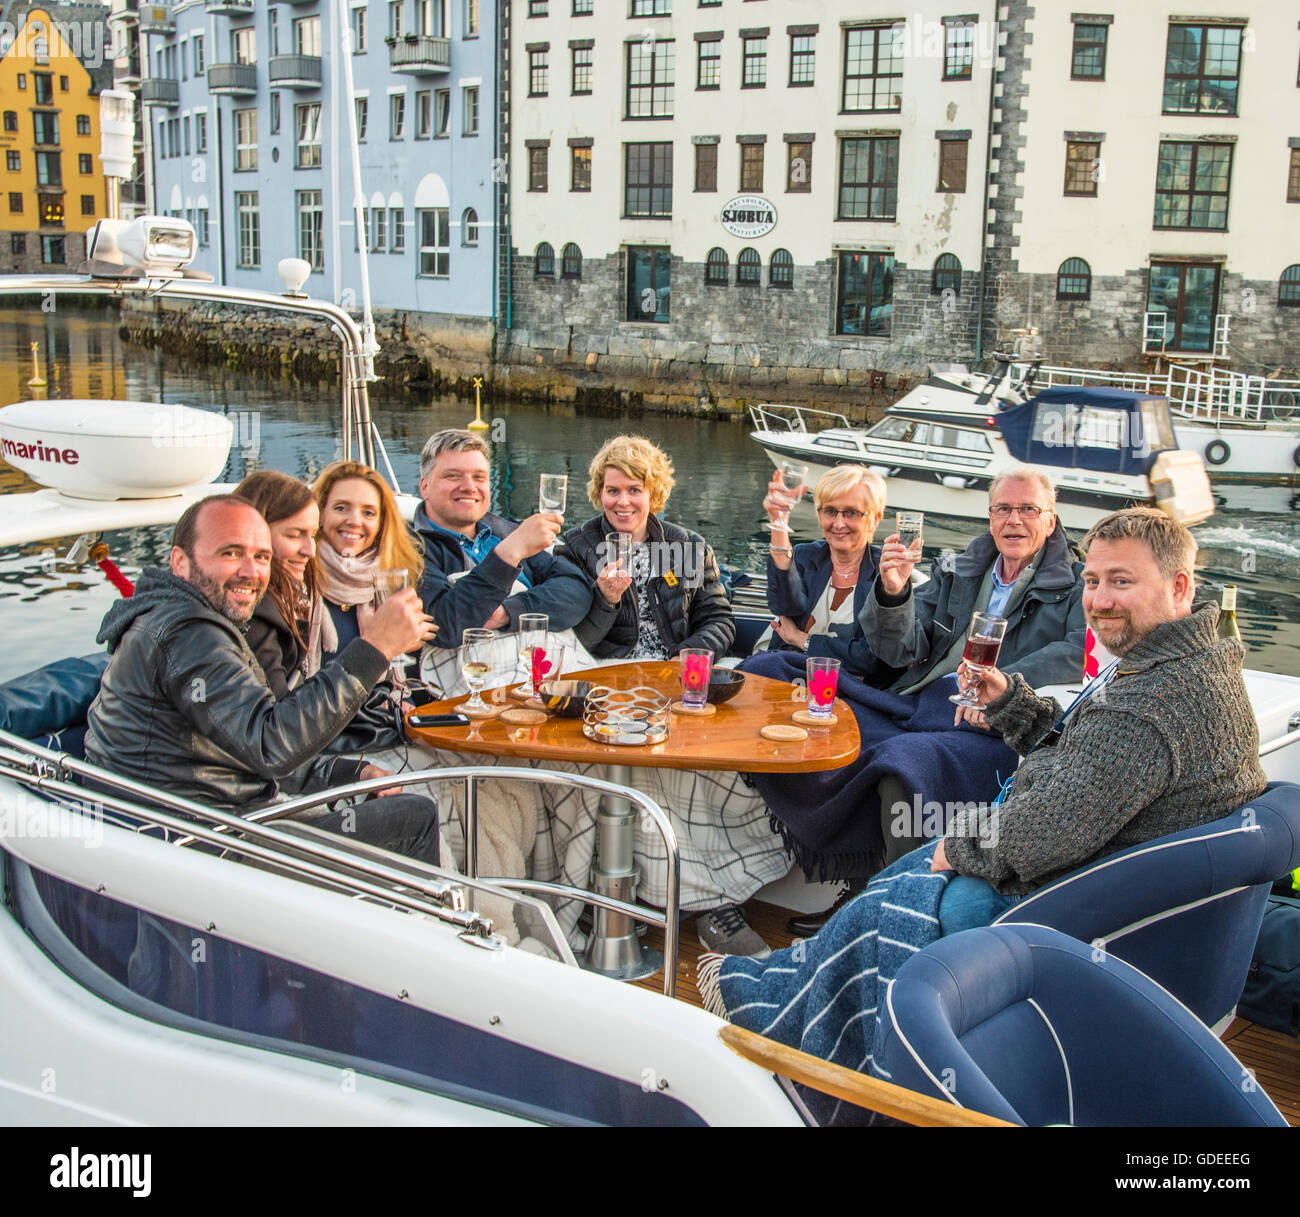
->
[0, 4, 111, 271]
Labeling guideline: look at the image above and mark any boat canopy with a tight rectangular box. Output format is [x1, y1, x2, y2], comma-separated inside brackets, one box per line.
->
[998, 386, 1178, 476]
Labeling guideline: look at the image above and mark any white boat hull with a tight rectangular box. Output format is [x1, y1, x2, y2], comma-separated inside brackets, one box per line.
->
[1173, 422, 1300, 484]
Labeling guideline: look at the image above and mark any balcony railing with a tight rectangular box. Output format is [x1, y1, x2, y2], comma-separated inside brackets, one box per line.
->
[141, 77, 179, 106]
[268, 54, 322, 88]
[387, 34, 451, 74]
[207, 62, 257, 94]
[108, 0, 139, 26]
[139, 5, 175, 34]
[205, 0, 255, 15]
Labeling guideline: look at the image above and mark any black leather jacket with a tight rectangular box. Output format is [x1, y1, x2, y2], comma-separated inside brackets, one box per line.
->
[85, 569, 385, 811]
[555, 514, 735, 658]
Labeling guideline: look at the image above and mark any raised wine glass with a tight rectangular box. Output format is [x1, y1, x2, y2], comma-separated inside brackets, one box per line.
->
[950, 612, 1008, 708]
[765, 460, 809, 532]
[896, 511, 924, 560]
[539, 474, 568, 516]
[373, 569, 411, 686]
[461, 627, 496, 716]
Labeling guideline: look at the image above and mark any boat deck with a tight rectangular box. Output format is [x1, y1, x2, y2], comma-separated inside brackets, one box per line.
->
[635, 900, 1300, 1127]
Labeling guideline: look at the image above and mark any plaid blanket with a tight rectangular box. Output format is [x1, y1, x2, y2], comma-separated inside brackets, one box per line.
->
[699, 842, 950, 1126]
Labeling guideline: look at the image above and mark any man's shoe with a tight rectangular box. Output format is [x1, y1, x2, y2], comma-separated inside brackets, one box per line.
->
[785, 886, 858, 936]
[696, 904, 771, 959]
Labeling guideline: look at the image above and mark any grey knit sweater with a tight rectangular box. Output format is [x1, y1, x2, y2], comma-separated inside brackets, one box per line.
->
[944, 602, 1266, 896]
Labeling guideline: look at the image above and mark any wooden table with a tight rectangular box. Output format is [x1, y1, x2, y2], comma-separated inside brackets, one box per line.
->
[407, 661, 861, 982]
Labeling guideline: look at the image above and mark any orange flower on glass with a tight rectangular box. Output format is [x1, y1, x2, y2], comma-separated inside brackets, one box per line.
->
[810, 670, 837, 706]
[682, 653, 710, 692]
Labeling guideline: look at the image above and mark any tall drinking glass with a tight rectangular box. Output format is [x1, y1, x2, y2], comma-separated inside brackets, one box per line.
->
[950, 612, 1008, 708]
[517, 612, 549, 697]
[539, 474, 568, 516]
[604, 531, 633, 574]
[896, 511, 924, 559]
[461, 628, 496, 715]
[679, 648, 713, 709]
[373, 569, 411, 686]
[805, 656, 841, 721]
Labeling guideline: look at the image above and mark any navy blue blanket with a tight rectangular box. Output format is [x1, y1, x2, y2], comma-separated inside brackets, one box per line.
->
[739, 652, 1018, 881]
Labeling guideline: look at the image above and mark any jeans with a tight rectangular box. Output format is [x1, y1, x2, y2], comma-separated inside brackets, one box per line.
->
[303, 792, 441, 866]
[937, 874, 1022, 936]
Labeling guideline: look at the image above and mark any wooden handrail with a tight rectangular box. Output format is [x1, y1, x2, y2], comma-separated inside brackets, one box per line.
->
[718, 1024, 1015, 1128]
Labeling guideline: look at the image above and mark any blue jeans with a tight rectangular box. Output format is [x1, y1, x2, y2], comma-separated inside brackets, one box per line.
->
[938, 875, 1022, 936]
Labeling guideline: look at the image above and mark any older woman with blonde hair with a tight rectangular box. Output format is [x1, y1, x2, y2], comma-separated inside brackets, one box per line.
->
[555, 434, 734, 660]
[759, 463, 891, 676]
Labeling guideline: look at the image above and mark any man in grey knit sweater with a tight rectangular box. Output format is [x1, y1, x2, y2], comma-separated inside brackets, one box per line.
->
[931, 506, 1266, 933]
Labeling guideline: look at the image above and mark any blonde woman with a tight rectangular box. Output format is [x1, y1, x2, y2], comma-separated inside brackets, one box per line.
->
[313, 460, 424, 654]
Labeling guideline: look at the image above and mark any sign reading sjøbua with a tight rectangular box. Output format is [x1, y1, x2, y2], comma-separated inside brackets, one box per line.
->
[720, 195, 777, 239]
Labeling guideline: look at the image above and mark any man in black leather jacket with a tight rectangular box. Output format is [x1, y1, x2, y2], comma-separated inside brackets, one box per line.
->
[85, 495, 441, 862]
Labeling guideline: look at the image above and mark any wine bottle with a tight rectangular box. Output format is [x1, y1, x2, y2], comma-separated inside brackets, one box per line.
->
[1217, 585, 1242, 644]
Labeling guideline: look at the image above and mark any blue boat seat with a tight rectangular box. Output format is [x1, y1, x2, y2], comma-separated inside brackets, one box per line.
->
[879, 923, 1288, 1126]
[994, 783, 1300, 1032]
[0, 652, 109, 758]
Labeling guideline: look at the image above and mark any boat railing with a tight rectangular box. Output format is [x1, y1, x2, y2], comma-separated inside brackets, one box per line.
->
[749, 403, 852, 435]
[0, 732, 682, 997]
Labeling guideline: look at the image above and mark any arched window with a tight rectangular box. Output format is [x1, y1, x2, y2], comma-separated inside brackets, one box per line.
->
[737, 247, 761, 286]
[462, 207, 478, 247]
[769, 248, 793, 289]
[1057, 257, 1091, 300]
[932, 253, 961, 295]
[561, 242, 582, 280]
[704, 246, 728, 286]
[1279, 264, 1300, 307]
[534, 241, 554, 278]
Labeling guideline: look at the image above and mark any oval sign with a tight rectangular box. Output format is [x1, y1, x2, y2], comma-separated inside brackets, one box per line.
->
[720, 194, 777, 239]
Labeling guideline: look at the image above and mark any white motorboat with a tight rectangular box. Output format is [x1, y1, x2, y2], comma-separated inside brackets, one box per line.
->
[749, 356, 1216, 531]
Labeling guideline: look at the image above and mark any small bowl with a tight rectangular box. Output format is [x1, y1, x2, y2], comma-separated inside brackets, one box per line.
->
[706, 669, 746, 704]
[538, 679, 593, 718]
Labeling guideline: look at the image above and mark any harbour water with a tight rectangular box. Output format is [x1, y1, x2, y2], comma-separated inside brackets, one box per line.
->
[1, 305, 1298, 683]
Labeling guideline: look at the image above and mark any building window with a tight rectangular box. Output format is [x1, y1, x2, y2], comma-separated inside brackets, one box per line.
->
[390, 92, 406, 139]
[704, 246, 728, 285]
[561, 242, 582, 279]
[1064, 140, 1100, 196]
[193, 35, 205, 74]
[463, 86, 479, 135]
[195, 207, 209, 247]
[789, 33, 815, 86]
[1163, 24, 1243, 116]
[389, 1, 405, 39]
[6, 151, 18, 171]
[1056, 257, 1091, 299]
[741, 35, 766, 88]
[33, 112, 59, 145]
[59, 75, 68, 91]
[295, 103, 322, 167]
[35, 151, 61, 186]
[236, 192, 260, 267]
[79, 151, 97, 174]
[295, 14, 321, 56]
[371, 207, 387, 251]
[297, 190, 324, 270]
[2, 111, 16, 132]
[390, 208, 405, 252]
[435, 90, 449, 136]
[1289, 148, 1300, 204]
[417, 208, 449, 276]
[1279, 265, 1300, 307]
[10, 233, 24, 255]
[631, 0, 670, 14]
[736, 247, 761, 286]
[7, 191, 21, 213]
[355, 98, 368, 142]
[16, 75, 25, 91]
[415, 90, 432, 138]
[75, 114, 90, 136]
[234, 108, 257, 170]
[1071, 21, 1108, 79]
[534, 241, 554, 277]
[937, 138, 967, 192]
[232, 27, 255, 65]
[844, 26, 902, 112]
[624, 142, 672, 217]
[417, 0, 443, 36]
[80, 193, 94, 216]
[836, 251, 893, 336]
[770, 247, 793, 289]
[466, 0, 481, 34]
[739, 142, 763, 191]
[41, 235, 66, 264]
[932, 252, 961, 294]
[462, 207, 478, 246]
[786, 139, 812, 192]
[195, 112, 207, 153]
[529, 0, 547, 14]
[572, 45, 592, 95]
[696, 37, 721, 91]
[573, 0, 592, 13]
[944, 21, 974, 80]
[838, 136, 899, 221]
[529, 47, 549, 96]
[571, 145, 591, 191]
[1154, 141, 1232, 230]
[628, 38, 674, 118]
[529, 145, 549, 191]
[626, 246, 670, 322]
[40, 195, 64, 226]
[694, 142, 717, 192]
[34, 73, 53, 104]
[352, 5, 367, 52]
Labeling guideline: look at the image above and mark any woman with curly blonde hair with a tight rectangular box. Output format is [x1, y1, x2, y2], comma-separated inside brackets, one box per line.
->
[313, 460, 424, 652]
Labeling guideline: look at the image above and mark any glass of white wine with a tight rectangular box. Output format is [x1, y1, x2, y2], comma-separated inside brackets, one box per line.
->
[461, 627, 496, 715]
[373, 569, 411, 685]
[539, 474, 568, 516]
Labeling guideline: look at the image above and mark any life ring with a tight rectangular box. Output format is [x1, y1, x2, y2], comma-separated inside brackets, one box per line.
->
[1204, 439, 1230, 466]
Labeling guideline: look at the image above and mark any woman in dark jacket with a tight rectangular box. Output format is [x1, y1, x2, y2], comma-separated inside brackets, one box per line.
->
[556, 434, 734, 660]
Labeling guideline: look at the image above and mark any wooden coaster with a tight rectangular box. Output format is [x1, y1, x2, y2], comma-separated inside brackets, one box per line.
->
[461, 702, 502, 720]
[669, 700, 716, 717]
[793, 709, 838, 727]
[500, 707, 548, 726]
[761, 724, 808, 742]
[508, 686, 536, 701]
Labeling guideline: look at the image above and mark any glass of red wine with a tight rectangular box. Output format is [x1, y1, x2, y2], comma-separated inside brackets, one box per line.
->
[950, 612, 1008, 708]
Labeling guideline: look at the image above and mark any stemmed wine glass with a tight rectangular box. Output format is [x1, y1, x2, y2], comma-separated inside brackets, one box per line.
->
[373, 569, 411, 686]
[461, 627, 496, 716]
[765, 460, 809, 532]
[539, 474, 567, 516]
[950, 612, 1008, 708]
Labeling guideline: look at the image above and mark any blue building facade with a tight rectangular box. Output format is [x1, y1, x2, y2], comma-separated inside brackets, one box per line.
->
[141, 0, 497, 323]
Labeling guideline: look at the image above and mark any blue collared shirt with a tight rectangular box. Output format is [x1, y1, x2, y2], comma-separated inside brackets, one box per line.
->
[986, 555, 1021, 618]
[424, 518, 533, 589]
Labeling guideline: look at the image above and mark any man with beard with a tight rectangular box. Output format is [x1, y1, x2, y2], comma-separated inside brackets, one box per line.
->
[85, 495, 441, 861]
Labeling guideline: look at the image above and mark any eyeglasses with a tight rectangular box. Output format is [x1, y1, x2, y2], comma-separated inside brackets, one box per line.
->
[818, 507, 866, 522]
[990, 503, 1049, 519]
